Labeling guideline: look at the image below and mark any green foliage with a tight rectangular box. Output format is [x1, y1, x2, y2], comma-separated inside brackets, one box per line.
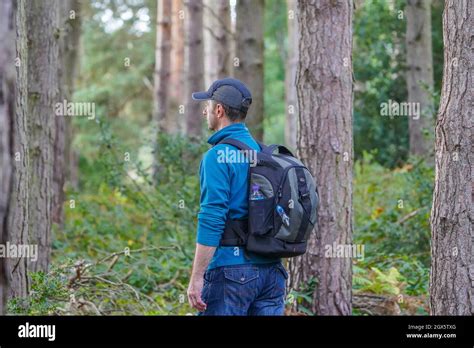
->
[8, 269, 69, 315]
[354, 265, 404, 295]
[354, 152, 434, 265]
[263, 0, 287, 145]
[76, 0, 155, 124]
[44, 119, 208, 315]
[353, 0, 409, 167]
[289, 276, 318, 316]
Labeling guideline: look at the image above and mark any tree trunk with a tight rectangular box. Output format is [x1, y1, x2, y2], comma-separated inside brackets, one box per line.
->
[153, 0, 172, 179]
[153, 0, 172, 133]
[7, 0, 30, 306]
[406, 0, 434, 158]
[184, 0, 204, 138]
[285, 0, 298, 151]
[0, 0, 15, 314]
[25, 0, 60, 273]
[288, 0, 353, 315]
[430, 0, 473, 315]
[169, 0, 185, 134]
[61, 0, 81, 192]
[203, 0, 231, 87]
[53, 0, 81, 226]
[235, 0, 264, 141]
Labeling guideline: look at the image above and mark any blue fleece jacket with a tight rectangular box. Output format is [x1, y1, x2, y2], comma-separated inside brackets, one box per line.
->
[197, 123, 280, 270]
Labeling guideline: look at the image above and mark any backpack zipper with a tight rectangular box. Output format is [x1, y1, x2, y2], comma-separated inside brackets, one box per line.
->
[275, 165, 306, 201]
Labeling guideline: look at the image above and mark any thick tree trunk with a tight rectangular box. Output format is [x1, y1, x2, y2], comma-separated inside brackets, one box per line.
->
[203, 0, 231, 86]
[285, 0, 298, 151]
[406, 0, 434, 157]
[0, 0, 15, 314]
[7, 0, 30, 305]
[169, 0, 185, 134]
[25, 0, 60, 273]
[184, 0, 204, 138]
[430, 0, 473, 315]
[288, 0, 353, 315]
[235, 0, 264, 141]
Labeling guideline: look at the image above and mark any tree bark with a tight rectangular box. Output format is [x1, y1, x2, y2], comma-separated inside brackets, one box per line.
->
[430, 0, 473, 315]
[153, 0, 172, 133]
[285, 0, 298, 151]
[184, 0, 204, 138]
[203, 0, 231, 86]
[235, 0, 264, 141]
[25, 0, 60, 273]
[53, 0, 81, 225]
[288, 0, 353, 315]
[60, 0, 81, 192]
[169, 0, 185, 134]
[0, 0, 15, 314]
[6, 0, 30, 306]
[406, 0, 434, 158]
[153, 0, 172, 179]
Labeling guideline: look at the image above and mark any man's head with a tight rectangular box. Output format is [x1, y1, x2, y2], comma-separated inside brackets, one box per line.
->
[192, 78, 252, 131]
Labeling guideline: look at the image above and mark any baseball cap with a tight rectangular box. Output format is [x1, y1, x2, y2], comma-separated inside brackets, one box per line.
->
[192, 77, 252, 112]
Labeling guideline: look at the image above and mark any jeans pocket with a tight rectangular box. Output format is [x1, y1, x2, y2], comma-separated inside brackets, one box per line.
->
[276, 263, 289, 280]
[203, 269, 213, 283]
[223, 267, 259, 309]
[272, 264, 288, 302]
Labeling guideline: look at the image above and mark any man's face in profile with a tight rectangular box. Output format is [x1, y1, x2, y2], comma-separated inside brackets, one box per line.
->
[203, 100, 218, 131]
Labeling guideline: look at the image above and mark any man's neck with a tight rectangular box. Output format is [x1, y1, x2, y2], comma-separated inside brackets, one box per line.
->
[216, 120, 231, 132]
[216, 121, 241, 132]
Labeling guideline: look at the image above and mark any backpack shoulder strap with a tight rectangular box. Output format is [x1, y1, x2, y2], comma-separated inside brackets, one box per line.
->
[215, 138, 254, 152]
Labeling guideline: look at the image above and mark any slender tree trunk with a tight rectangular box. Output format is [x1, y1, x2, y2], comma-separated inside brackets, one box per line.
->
[25, 0, 60, 273]
[430, 0, 473, 315]
[203, 0, 231, 87]
[285, 0, 298, 151]
[53, 0, 81, 225]
[170, 0, 185, 134]
[153, 0, 172, 179]
[235, 0, 264, 141]
[184, 0, 204, 138]
[288, 0, 353, 315]
[61, 0, 81, 191]
[7, 0, 30, 305]
[406, 0, 434, 157]
[153, 0, 172, 133]
[0, 0, 15, 314]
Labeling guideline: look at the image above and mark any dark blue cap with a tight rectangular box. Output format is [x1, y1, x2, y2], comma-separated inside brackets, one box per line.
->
[192, 77, 252, 112]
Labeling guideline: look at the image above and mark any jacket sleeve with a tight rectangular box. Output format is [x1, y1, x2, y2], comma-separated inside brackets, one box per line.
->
[196, 146, 231, 247]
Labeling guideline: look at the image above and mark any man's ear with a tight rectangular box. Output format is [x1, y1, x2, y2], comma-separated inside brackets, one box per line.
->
[217, 104, 225, 118]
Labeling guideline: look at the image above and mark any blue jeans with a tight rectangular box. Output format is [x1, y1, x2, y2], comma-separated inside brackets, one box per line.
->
[198, 262, 288, 316]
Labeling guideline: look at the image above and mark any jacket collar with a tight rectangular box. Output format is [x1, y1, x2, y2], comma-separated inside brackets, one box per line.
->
[207, 123, 249, 145]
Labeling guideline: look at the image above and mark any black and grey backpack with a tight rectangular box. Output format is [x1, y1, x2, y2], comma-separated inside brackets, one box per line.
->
[216, 138, 319, 258]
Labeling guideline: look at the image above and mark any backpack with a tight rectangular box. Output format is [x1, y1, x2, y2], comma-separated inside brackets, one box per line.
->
[215, 138, 319, 258]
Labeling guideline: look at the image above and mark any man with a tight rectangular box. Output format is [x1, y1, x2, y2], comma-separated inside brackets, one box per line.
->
[187, 78, 289, 316]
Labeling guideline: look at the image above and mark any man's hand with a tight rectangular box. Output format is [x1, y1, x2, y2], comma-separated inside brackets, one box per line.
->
[187, 243, 216, 313]
[187, 275, 206, 312]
